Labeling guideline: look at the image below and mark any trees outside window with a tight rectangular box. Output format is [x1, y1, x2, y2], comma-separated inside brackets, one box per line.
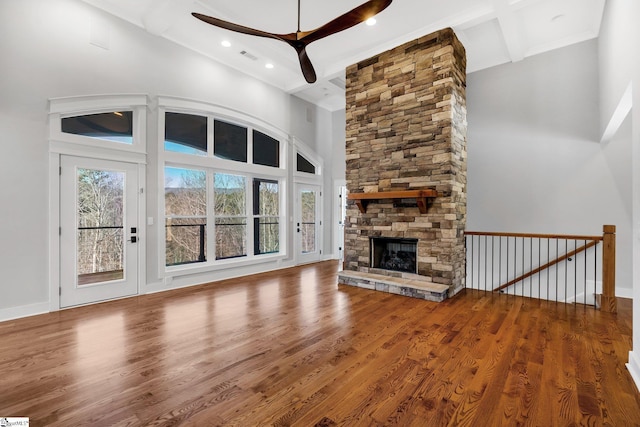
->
[165, 167, 207, 266]
[76, 169, 124, 281]
[253, 179, 279, 255]
[214, 173, 247, 259]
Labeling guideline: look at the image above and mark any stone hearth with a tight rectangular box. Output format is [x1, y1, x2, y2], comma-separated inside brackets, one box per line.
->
[339, 28, 467, 301]
[339, 271, 449, 302]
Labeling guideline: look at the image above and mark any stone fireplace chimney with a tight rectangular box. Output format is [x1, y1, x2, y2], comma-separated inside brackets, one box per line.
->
[339, 28, 467, 300]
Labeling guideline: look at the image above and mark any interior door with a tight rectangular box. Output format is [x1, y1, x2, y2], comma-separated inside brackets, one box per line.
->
[295, 183, 321, 264]
[60, 156, 139, 308]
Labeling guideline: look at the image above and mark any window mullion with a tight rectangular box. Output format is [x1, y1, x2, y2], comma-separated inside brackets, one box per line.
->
[207, 169, 215, 264]
[246, 175, 255, 258]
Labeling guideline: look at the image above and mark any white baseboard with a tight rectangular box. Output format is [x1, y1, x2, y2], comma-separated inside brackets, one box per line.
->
[144, 259, 298, 295]
[143, 281, 165, 294]
[616, 287, 634, 299]
[0, 302, 50, 323]
[627, 351, 640, 393]
[322, 253, 337, 261]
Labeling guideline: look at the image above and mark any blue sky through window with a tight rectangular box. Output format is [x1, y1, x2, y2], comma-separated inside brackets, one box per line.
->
[164, 140, 206, 156]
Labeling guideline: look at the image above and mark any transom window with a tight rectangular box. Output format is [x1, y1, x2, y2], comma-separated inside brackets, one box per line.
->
[253, 131, 279, 168]
[297, 153, 316, 174]
[214, 120, 247, 163]
[62, 111, 133, 144]
[164, 112, 207, 156]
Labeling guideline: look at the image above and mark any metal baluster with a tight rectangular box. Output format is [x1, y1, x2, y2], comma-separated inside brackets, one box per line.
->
[565, 239, 568, 304]
[499, 236, 502, 292]
[530, 237, 533, 298]
[506, 237, 509, 295]
[574, 239, 577, 305]
[470, 235, 474, 289]
[484, 235, 487, 292]
[521, 236, 525, 297]
[491, 236, 494, 292]
[555, 239, 560, 302]
[594, 241, 598, 308]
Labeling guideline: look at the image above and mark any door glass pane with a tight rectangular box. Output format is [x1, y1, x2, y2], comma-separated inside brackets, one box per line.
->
[77, 168, 124, 285]
[301, 190, 316, 253]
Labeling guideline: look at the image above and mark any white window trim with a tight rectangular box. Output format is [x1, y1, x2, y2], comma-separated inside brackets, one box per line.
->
[48, 94, 148, 311]
[293, 137, 324, 185]
[49, 94, 148, 159]
[158, 97, 288, 278]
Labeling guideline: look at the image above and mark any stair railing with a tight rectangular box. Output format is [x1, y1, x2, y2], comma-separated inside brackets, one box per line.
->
[464, 225, 616, 312]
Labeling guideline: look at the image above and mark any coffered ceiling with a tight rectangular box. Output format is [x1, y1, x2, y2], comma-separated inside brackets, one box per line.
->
[81, 0, 606, 111]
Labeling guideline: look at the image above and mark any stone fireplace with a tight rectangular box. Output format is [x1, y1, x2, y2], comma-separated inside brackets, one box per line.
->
[338, 28, 467, 302]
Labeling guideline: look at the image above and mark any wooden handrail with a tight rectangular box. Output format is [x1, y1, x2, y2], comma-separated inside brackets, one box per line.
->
[493, 240, 598, 292]
[465, 230, 603, 241]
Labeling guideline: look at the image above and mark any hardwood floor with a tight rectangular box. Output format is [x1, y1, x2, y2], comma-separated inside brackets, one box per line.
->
[1, 261, 638, 426]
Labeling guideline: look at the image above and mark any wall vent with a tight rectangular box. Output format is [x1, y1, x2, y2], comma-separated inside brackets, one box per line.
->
[329, 76, 346, 90]
[239, 50, 258, 61]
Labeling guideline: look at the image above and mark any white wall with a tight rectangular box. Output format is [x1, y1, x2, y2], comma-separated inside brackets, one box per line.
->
[331, 109, 347, 180]
[599, 0, 640, 392]
[0, 0, 329, 317]
[466, 39, 633, 297]
[310, 106, 348, 259]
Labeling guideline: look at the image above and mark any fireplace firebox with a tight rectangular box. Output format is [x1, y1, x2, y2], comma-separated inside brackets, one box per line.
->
[370, 237, 418, 274]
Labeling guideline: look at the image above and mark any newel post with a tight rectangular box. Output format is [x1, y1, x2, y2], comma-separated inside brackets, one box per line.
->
[600, 224, 617, 313]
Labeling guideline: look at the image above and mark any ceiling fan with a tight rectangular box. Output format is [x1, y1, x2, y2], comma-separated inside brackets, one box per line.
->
[192, 0, 393, 83]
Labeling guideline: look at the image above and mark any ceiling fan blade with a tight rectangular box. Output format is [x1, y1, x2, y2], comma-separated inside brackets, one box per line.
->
[192, 12, 283, 41]
[300, 0, 392, 44]
[295, 46, 317, 83]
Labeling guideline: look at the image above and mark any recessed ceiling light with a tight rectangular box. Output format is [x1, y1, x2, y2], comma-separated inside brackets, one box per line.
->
[366, 17, 376, 26]
[221, 40, 231, 47]
[265, 63, 274, 69]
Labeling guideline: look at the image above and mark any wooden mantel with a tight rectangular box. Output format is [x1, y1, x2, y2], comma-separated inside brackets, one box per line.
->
[347, 190, 437, 214]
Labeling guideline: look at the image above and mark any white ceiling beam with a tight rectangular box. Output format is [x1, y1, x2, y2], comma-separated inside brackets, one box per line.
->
[142, 0, 184, 36]
[492, 0, 525, 63]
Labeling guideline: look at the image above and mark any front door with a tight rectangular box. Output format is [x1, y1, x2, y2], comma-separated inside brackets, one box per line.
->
[295, 184, 321, 264]
[60, 156, 139, 308]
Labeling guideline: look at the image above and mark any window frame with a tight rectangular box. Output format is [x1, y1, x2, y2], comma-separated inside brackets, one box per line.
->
[49, 94, 148, 159]
[158, 97, 288, 277]
[164, 166, 208, 267]
[253, 178, 280, 255]
[293, 138, 323, 182]
[48, 94, 148, 312]
[213, 172, 248, 260]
